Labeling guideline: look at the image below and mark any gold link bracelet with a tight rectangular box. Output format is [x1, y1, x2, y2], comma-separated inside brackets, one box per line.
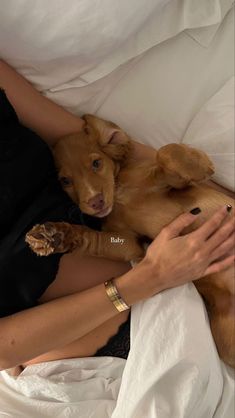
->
[104, 279, 130, 312]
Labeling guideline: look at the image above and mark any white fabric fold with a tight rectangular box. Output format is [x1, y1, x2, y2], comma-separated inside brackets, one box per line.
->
[0, 285, 234, 418]
[112, 285, 234, 418]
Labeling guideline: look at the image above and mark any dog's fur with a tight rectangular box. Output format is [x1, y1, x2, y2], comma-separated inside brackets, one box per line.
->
[26, 115, 235, 368]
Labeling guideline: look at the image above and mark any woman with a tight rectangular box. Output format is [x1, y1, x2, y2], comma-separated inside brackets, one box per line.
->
[0, 59, 234, 372]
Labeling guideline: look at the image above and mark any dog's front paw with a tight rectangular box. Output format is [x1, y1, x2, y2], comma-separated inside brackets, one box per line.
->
[25, 222, 72, 256]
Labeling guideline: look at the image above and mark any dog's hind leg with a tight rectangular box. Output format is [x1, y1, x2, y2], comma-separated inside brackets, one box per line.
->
[154, 143, 215, 189]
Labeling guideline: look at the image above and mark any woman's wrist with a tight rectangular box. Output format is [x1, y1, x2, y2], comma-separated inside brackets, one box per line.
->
[114, 258, 162, 306]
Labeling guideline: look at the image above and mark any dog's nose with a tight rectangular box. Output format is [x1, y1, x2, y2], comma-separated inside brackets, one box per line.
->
[88, 193, 105, 211]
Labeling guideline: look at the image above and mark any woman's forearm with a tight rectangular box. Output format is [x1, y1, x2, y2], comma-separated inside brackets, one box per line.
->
[0, 59, 85, 145]
[0, 272, 139, 370]
[0, 60, 157, 159]
[0, 264, 151, 370]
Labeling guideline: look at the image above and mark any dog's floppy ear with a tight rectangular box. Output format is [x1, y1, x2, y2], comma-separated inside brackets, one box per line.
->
[83, 114, 132, 163]
[156, 143, 215, 189]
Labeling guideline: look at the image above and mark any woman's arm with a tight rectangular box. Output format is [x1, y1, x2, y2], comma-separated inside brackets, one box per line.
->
[0, 59, 157, 162]
[0, 281, 121, 370]
[0, 206, 233, 369]
[0, 60, 85, 145]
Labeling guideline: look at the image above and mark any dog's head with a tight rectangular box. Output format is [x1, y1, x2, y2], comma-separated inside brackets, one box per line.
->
[53, 115, 132, 217]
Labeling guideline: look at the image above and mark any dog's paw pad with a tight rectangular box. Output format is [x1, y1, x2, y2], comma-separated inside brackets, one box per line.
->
[25, 223, 64, 256]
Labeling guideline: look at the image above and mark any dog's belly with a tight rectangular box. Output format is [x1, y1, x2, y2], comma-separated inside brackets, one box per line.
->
[108, 184, 234, 239]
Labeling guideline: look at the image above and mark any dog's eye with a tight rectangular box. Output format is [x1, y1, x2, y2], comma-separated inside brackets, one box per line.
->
[60, 176, 73, 187]
[92, 159, 101, 171]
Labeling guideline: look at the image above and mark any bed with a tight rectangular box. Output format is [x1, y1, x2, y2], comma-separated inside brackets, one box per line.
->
[0, 1, 234, 417]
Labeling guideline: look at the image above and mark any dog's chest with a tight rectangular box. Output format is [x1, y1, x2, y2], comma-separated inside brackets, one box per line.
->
[115, 184, 142, 205]
[107, 184, 174, 236]
[107, 182, 233, 238]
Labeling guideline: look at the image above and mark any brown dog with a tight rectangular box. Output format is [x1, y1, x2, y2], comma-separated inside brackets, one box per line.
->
[26, 115, 235, 368]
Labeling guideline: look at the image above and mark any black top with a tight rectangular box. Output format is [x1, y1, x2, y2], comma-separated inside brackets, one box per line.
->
[95, 312, 131, 359]
[0, 89, 101, 317]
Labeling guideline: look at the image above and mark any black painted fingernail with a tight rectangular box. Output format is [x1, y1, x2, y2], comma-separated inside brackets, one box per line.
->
[190, 207, 201, 215]
[226, 204, 232, 212]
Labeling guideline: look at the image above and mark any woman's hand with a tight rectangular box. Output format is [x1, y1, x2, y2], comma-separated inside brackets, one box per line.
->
[130, 206, 234, 300]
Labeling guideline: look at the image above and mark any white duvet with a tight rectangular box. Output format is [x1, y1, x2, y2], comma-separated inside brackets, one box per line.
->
[0, 284, 234, 418]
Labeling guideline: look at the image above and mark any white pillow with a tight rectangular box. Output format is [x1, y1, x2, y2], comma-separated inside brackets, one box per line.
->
[0, 0, 230, 91]
[96, 7, 234, 191]
[182, 77, 235, 191]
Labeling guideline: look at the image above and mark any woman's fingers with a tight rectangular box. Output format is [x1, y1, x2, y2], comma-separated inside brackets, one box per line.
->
[163, 210, 201, 239]
[204, 254, 235, 276]
[209, 232, 235, 262]
[193, 205, 232, 241]
[165, 206, 233, 243]
[205, 215, 235, 253]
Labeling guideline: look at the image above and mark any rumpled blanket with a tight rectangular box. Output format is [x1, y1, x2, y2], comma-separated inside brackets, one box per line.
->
[0, 284, 234, 418]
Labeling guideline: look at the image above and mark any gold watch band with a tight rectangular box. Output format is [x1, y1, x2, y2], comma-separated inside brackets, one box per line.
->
[104, 279, 130, 312]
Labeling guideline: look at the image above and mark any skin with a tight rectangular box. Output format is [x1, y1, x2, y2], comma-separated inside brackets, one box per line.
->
[0, 60, 234, 371]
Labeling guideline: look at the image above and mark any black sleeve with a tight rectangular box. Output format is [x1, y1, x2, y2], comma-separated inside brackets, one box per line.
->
[0, 89, 71, 316]
[0, 89, 101, 317]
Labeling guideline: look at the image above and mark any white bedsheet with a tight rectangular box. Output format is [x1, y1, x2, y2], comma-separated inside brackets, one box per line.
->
[0, 284, 234, 418]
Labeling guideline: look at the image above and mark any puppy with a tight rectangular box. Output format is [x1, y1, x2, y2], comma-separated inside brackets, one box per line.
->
[26, 115, 235, 368]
